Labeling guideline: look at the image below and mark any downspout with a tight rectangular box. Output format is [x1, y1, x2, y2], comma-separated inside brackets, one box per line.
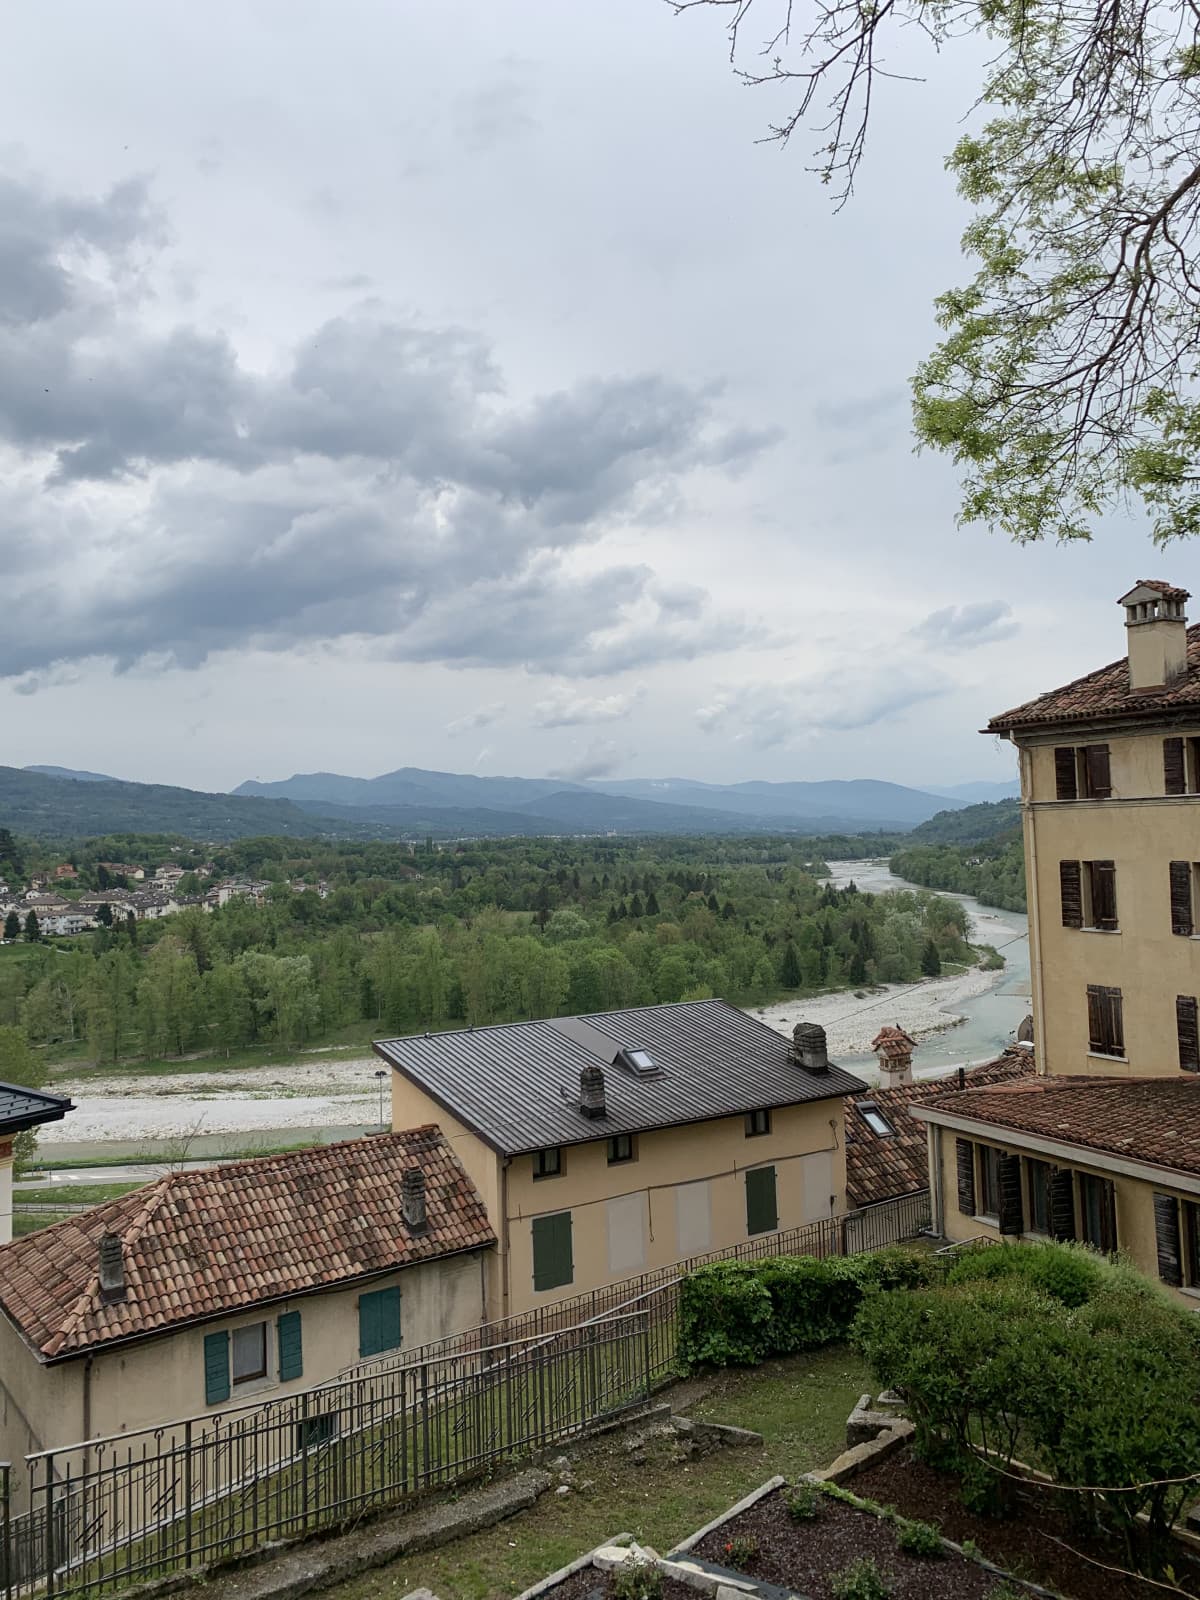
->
[928, 1124, 944, 1237]
[1021, 742, 1048, 1076]
[500, 1157, 511, 1323]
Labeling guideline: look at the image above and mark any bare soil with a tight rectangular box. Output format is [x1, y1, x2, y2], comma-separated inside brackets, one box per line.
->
[540, 1573, 696, 1598]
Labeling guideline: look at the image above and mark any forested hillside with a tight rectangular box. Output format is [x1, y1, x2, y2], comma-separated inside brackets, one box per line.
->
[904, 799, 1021, 845]
[889, 831, 1026, 913]
[0, 835, 974, 1067]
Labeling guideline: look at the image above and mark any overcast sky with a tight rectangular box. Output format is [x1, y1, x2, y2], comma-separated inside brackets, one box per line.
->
[2, 1, 1188, 795]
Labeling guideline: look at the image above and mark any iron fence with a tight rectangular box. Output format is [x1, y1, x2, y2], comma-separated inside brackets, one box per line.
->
[0, 1188, 930, 1598]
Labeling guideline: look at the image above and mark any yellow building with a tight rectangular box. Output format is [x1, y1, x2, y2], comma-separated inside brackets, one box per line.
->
[374, 999, 866, 1319]
[917, 579, 1200, 1294]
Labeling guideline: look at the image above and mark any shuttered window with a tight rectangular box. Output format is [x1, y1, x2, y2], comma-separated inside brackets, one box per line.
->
[1186, 1201, 1200, 1288]
[1170, 861, 1195, 936]
[1079, 1173, 1117, 1254]
[1026, 1158, 1052, 1235]
[978, 1145, 1003, 1216]
[1153, 1193, 1183, 1286]
[1059, 861, 1082, 928]
[1165, 737, 1187, 795]
[955, 1138, 976, 1216]
[1178, 996, 1200, 1072]
[358, 1286, 402, 1357]
[277, 1311, 303, 1382]
[204, 1330, 230, 1406]
[1083, 744, 1112, 798]
[997, 1153, 1024, 1235]
[1049, 1168, 1077, 1242]
[1088, 861, 1118, 930]
[745, 1166, 778, 1236]
[1086, 984, 1124, 1056]
[1054, 747, 1078, 800]
[531, 1212, 574, 1292]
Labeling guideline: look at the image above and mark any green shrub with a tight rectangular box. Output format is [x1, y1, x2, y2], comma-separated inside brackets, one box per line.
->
[895, 1518, 944, 1557]
[677, 1261, 774, 1367]
[611, 1557, 662, 1600]
[785, 1484, 820, 1521]
[829, 1556, 893, 1599]
[946, 1240, 1106, 1306]
[722, 1534, 758, 1567]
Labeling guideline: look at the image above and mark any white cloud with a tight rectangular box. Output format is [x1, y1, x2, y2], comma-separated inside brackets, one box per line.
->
[910, 601, 1018, 651]
[446, 701, 506, 735]
[532, 684, 645, 728]
[697, 662, 951, 749]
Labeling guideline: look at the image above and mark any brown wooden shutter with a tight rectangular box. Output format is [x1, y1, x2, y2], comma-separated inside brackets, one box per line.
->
[1170, 861, 1194, 936]
[1178, 996, 1200, 1072]
[1059, 861, 1082, 928]
[1049, 1168, 1076, 1241]
[1100, 1178, 1118, 1254]
[1092, 861, 1118, 931]
[997, 1153, 1024, 1236]
[1103, 986, 1124, 1054]
[1164, 737, 1186, 795]
[1086, 984, 1106, 1053]
[955, 1138, 976, 1216]
[1054, 747, 1078, 800]
[1153, 1194, 1184, 1286]
[1085, 744, 1112, 798]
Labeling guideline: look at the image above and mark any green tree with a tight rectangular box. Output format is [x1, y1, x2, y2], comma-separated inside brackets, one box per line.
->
[3, 910, 19, 942]
[778, 940, 802, 988]
[138, 940, 202, 1058]
[23, 911, 39, 943]
[0, 1025, 46, 1090]
[920, 939, 943, 978]
[86, 949, 138, 1064]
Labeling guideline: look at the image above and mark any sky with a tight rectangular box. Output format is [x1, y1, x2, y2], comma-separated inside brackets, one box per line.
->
[1, 1, 1190, 796]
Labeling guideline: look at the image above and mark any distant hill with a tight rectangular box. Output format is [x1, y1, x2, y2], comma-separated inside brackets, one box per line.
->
[923, 780, 1020, 804]
[236, 767, 584, 811]
[906, 798, 1021, 845]
[25, 764, 119, 784]
[591, 776, 966, 828]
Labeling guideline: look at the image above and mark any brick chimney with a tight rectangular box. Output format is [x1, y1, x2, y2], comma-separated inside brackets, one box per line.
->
[400, 1167, 428, 1235]
[871, 1025, 916, 1087]
[790, 1021, 829, 1074]
[98, 1232, 127, 1304]
[1120, 581, 1190, 691]
[579, 1063, 607, 1118]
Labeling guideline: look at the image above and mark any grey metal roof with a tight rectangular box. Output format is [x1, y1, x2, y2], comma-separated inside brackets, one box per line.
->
[0, 1082, 74, 1136]
[373, 998, 866, 1155]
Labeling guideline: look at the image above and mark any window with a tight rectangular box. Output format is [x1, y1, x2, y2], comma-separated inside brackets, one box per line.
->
[1054, 743, 1112, 800]
[231, 1322, 267, 1385]
[977, 1145, 1003, 1217]
[1078, 1173, 1117, 1253]
[531, 1211, 573, 1292]
[1059, 860, 1118, 930]
[1086, 984, 1124, 1057]
[1170, 861, 1197, 936]
[1178, 996, 1200, 1072]
[745, 1108, 772, 1138]
[358, 1286, 402, 1358]
[607, 1133, 635, 1164]
[295, 1413, 337, 1451]
[1162, 736, 1200, 795]
[1026, 1158, 1053, 1235]
[533, 1147, 562, 1179]
[625, 1049, 654, 1072]
[745, 1166, 778, 1236]
[857, 1101, 896, 1137]
[1186, 1200, 1200, 1287]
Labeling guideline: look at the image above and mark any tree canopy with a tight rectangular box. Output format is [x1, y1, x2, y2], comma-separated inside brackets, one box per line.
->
[674, 0, 1200, 543]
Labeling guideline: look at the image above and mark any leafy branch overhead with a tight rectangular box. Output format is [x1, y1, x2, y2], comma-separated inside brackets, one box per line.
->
[672, 0, 1200, 543]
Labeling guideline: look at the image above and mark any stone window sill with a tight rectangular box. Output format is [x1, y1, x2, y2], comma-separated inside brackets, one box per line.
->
[1087, 1051, 1127, 1064]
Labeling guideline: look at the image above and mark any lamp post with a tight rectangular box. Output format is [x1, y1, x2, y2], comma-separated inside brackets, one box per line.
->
[373, 1069, 388, 1131]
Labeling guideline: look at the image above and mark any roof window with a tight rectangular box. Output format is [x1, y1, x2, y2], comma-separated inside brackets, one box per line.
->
[858, 1101, 896, 1138]
[617, 1046, 661, 1078]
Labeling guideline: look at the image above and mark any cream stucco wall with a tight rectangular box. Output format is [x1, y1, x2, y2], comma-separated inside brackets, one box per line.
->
[0, 1136, 12, 1246]
[1018, 727, 1200, 1077]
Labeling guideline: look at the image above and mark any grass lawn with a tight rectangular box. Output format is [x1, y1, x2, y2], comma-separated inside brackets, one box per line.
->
[46, 1024, 383, 1083]
[14, 1181, 143, 1205]
[327, 1346, 870, 1600]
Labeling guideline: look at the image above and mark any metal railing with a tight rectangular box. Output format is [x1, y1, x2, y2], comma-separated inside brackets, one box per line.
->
[0, 1188, 930, 1598]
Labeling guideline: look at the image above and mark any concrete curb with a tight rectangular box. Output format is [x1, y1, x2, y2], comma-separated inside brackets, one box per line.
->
[666, 1476, 786, 1558]
[512, 1533, 633, 1600]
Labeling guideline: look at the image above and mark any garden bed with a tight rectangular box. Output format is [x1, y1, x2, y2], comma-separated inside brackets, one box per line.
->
[692, 1484, 1007, 1598]
[537, 1572, 697, 1598]
[852, 1442, 1200, 1600]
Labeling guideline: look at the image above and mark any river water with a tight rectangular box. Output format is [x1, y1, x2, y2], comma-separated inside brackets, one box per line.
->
[826, 858, 1032, 1080]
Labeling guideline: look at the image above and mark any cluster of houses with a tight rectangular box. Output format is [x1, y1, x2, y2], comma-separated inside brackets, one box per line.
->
[0, 578, 1197, 1524]
[0, 871, 330, 939]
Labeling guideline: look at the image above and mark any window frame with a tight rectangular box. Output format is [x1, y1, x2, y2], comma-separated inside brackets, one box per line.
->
[1185, 1200, 1200, 1288]
[857, 1100, 896, 1137]
[1083, 860, 1118, 931]
[1078, 1172, 1118, 1254]
[532, 1146, 563, 1180]
[977, 1144, 1004, 1218]
[1026, 1157, 1053, 1236]
[1086, 983, 1125, 1058]
[1054, 743, 1112, 800]
[744, 1108, 772, 1138]
[606, 1133, 636, 1165]
[231, 1321, 268, 1386]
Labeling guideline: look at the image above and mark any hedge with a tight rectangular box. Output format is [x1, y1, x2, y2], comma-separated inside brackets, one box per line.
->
[677, 1245, 935, 1370]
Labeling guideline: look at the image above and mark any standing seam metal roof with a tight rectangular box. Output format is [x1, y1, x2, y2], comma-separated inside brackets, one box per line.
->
[0, 1081, 74, 1136]
[373, 998, 866, 1154]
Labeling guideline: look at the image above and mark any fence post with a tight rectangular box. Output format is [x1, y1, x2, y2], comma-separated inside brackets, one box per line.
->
[1, 1462, 11, 1600]
[300, 1391, 310, 1535]
[183, 1420, 194, 1569]
[41, 1455, 54, 1600]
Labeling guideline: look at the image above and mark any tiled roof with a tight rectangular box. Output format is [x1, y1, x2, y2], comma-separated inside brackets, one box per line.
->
[0, 1082, 73, 1136]
[374, 1000, 866, 1156]
[844, 1049, 1036, 1209]
[1132, 579, 1190, 601]
[871, 1026, 916, 1060]
[987, 622, 1200, 732]
[0, 1129, 494, 1360]
[917, 1073, 1200, 1179]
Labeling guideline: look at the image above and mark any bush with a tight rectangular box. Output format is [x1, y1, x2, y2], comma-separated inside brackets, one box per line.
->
[829, 1556, 893, 1599]
[678, 1246, 935, 1369]
[895, 1518, 944, 1557]
[611, 1557, 662, 1600]
[946, 1240, 1106, 1307]
[785, 1484, 821, 1521]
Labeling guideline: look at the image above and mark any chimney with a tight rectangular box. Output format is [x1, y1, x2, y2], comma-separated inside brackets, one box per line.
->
[1120, 581, 1190, 691]
[871, 1025, 916, 1087]
[98, 1233, 126, 1304]
[579, 1062, 607, 1118]
[790, 1021, 829, 1074]
[400, 1167, 428, 1234]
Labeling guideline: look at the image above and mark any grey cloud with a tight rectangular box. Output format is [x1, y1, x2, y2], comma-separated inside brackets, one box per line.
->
[453, 74, 538, 153]
[550, 738, 624, 782]
[0, 171, 777, 681]
[446, 702, 506, 735]
[911, 601, 1018, 651]
[532, 684, 645, 728]
[697, 663, 949, 749]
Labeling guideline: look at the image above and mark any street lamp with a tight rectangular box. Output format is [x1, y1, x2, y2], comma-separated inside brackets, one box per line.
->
[373, 1069, 388, 1131]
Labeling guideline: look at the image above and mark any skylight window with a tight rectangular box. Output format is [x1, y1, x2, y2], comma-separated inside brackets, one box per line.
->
[858, 1102, 896, 1138]
[627, 1049, 654, 1071]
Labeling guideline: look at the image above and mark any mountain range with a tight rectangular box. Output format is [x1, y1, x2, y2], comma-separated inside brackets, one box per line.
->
[1, 762, 1018, 843]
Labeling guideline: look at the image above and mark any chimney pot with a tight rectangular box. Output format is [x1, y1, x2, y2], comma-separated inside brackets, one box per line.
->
[871, 1024, 916, 1087]
[790, 1021, 829, 1074]
[401, 1167, 428, 1234]
[1120, 581, 1190, 690]
[98, 1232, 126, 1303]
[579, 1063, 607, 1118]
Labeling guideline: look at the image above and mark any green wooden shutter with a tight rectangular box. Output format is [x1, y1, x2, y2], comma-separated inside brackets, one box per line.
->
[277, 1311, 303, 1381]
[745, 1166, 778, 1236]
[358, 1287, 402, 1357]
[531, 1212, 574, 1291]
[204, 1330, 230, 1405]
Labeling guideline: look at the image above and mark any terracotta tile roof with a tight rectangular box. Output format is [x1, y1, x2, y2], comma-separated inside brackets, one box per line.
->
[871, 1026, 916, 1060]
[844, 1048, 1036, 1209]
[918, 1073, 1200, 1179]
[987, 622, 1200, 732]
[0, 1129, 494, 1361]
[1134, 579, 1190, 601]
